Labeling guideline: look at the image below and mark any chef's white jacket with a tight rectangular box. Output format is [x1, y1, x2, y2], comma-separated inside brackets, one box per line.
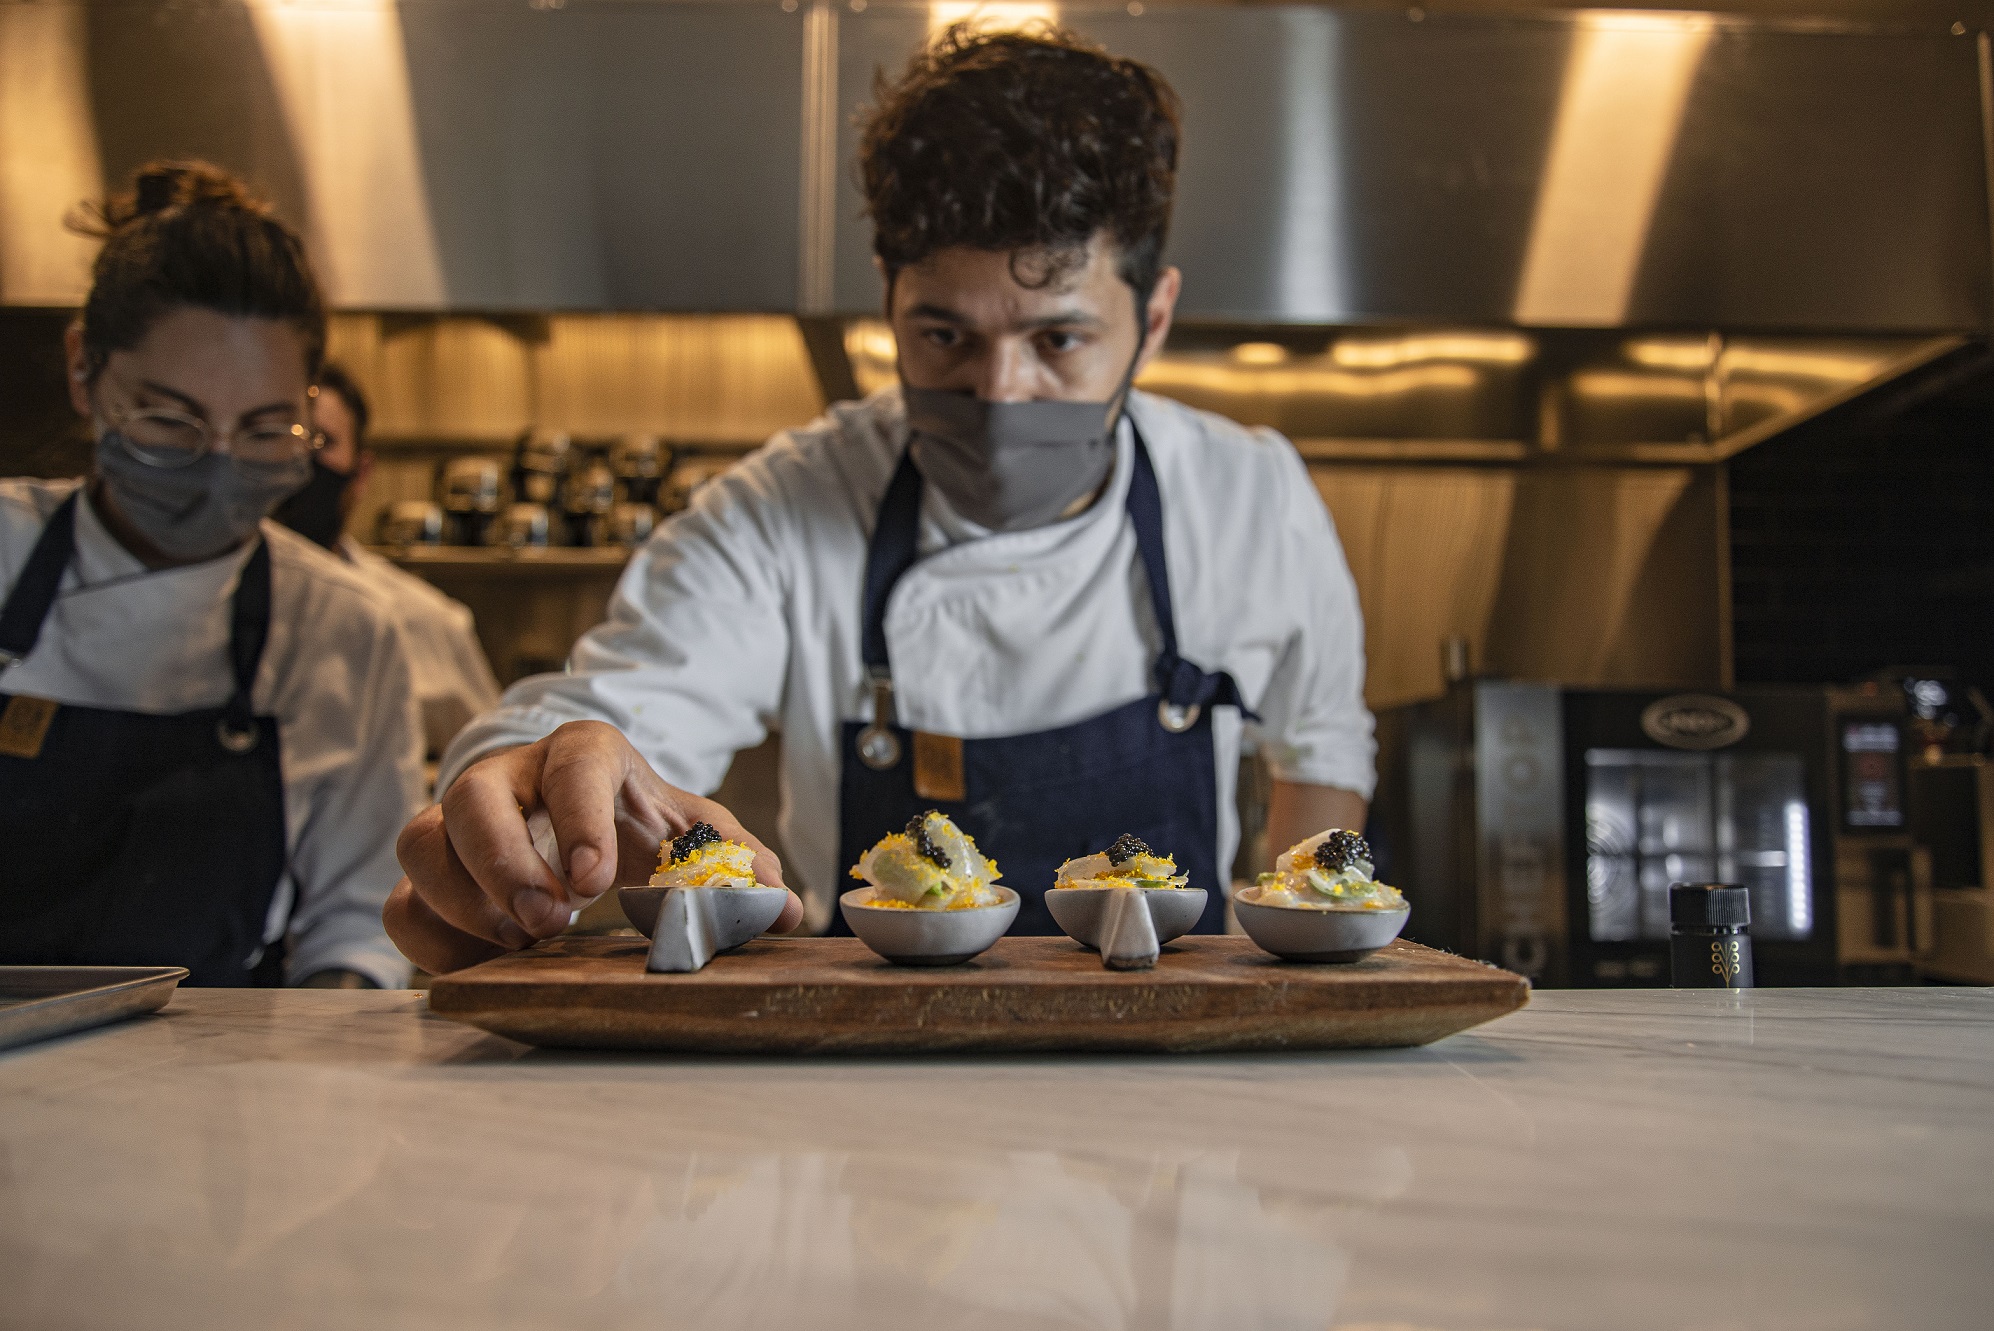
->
[441, 389, 1374, 932]
[336, 535, 501, 758]
[0, 479, 424, 987]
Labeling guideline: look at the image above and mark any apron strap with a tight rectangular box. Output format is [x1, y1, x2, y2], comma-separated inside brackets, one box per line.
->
[859, 422, 1258, 723]
[219, 538, 273, 750]
[1124, 437, 1259, 722]
[0, 492, 82, 669]
[860, 455, 923, 671]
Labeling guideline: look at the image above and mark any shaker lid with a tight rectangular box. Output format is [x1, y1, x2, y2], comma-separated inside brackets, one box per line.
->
[1670, 882, 1750, 927]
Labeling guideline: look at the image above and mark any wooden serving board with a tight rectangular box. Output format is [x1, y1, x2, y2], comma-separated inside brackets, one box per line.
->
[427, 934, 1528, 1054]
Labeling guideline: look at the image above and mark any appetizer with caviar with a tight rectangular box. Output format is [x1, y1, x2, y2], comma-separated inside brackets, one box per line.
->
[850, 811, 1005, 910]
[1239, 830, 1406, 912]
[1052, 834, 1191, 890]
[650, 821, 759, 890]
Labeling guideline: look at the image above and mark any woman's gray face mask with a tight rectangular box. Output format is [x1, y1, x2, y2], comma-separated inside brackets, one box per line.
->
[903, 390, 1120, 532]
[95, 430, 311, 562]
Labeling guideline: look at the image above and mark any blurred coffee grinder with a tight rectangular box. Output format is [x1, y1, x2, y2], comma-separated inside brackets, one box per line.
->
[607, 434, 670, 548]
[492, 502, 551, 550]
[561, 451, 618, 548]
[376, 499, 445, 549]
[439, 457, 503, 547]
[611, 434, 670, 508]
[513, 430, 572, 509]
[608, 502, 656, 547]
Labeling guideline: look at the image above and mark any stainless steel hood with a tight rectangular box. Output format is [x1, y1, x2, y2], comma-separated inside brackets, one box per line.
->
[1, 1, 1988, 330]
[0, 0, 807, 310]
[830, 5, 1994, 329]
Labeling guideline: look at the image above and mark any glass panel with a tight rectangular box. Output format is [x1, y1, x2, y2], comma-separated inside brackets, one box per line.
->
[1720, 753, 1812, 941]
[1585, 748, 1812, 942]
[1585, 756, 1639, 941]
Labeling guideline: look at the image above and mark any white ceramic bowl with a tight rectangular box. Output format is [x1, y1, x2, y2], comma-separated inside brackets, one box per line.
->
[621, 884, 792, 974]
[617, 884, 679, 938]
[839, 887, 1020, 966]
[618, 883, 787, 941]
[1044, 887, 1208, 950]
[1233, 896, 1409, 963]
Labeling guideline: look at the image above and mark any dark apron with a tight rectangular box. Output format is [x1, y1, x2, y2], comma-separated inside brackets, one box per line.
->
[0, 494, 289, 986]
[837, 430, 1255, 935]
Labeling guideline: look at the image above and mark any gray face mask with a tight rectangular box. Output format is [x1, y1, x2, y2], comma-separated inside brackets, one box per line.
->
[904, 391, 1123, 532]
[95, 430, 311, 562]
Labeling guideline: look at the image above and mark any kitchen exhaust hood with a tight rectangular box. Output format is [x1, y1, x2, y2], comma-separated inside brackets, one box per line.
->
[0, 1, 1986, 333]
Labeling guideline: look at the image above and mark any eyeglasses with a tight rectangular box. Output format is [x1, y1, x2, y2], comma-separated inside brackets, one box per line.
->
[101, 399, 326, 470]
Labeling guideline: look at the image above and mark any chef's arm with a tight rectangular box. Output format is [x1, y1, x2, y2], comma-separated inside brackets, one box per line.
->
[1264, 779, 1368, 862]
[387, 444, 811, 974]
[385, 722, 800, 976]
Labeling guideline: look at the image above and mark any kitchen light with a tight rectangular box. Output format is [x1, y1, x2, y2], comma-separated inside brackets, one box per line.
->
[1785, 799, 1811, 935]
[929, 2, 1057, 35]
[1330, 333, 1534, 368]
[1230, 342, 1290, 366]
[1568, 371, 1706, 401]
[1138, 360, 1479, 399]
[1624, 338, 1717, 371]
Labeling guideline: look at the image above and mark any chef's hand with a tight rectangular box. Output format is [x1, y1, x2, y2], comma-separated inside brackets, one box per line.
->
[383, 720, 801, 975]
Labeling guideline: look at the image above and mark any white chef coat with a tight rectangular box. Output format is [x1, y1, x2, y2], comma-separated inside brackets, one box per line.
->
[336, 535, 501, 759]
[440, 388, 1374, 933]
[0, 478, 425, 987]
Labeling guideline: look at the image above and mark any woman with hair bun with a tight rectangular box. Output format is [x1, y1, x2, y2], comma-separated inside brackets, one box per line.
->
[0, 160, 423, 988]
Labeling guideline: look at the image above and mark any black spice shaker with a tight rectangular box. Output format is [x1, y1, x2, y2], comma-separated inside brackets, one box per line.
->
[1669, 883, 1753, 988]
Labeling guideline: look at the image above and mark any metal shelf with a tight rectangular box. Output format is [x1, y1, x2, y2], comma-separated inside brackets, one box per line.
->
[370, 546, 635, 575]
[368, 434, 763, 457]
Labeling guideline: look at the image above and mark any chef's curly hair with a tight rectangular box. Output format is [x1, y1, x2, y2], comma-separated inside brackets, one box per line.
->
[68, 160, 325, 383]
[858, 24, 1181, 299]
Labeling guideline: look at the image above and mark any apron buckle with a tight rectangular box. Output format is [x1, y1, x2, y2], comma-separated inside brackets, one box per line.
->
[216, 718, 260, 754]
[855, 668, 902, 769]
[855, 725, 901, 770]
[1157, 699, 1202, 733]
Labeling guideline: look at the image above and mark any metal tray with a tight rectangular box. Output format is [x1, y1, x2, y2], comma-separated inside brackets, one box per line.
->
[0, 966, 188, 1054]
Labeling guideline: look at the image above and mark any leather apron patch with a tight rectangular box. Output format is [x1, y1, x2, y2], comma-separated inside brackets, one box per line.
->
[912, 731, 967, 803]
[0, 695, 58, 759]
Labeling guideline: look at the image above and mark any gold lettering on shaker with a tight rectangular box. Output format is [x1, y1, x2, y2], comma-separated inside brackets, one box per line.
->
[0, 695, 59, 760]
[1710, 939, 1743, 983]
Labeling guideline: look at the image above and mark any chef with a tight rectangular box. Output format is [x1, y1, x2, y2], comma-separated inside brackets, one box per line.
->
[384, 25, 1374, 973]
[273, 362, 502, 757]
[0, 161, 424, 988]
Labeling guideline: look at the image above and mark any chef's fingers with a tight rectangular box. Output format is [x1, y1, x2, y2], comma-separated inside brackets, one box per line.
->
[395, 805, 536, 950]
[382, 876, 512, 975]
[440, 747, 574, 937]
[678, 794, 803, 931]
[537, 720, 629, 901]
[770, 889, 806, 933]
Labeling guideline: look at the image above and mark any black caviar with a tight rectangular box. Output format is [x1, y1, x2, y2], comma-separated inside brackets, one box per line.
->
[1312, 830, 1371, 874]
[670, 821, 722, 863]
[1106, 833, 1152, 866]
[906, 812, 952, 869]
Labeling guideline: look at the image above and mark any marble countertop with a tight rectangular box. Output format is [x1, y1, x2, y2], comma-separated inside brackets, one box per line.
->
[1, 986, 1989, 1331]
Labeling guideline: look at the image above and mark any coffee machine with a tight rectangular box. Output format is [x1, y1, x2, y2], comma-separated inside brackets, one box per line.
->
[1374, 680, 1928, 986]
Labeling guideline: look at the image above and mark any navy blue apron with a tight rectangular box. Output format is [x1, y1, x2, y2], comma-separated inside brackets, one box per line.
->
[836, 430, 1255, 936]
[0, 493, 290, 985]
